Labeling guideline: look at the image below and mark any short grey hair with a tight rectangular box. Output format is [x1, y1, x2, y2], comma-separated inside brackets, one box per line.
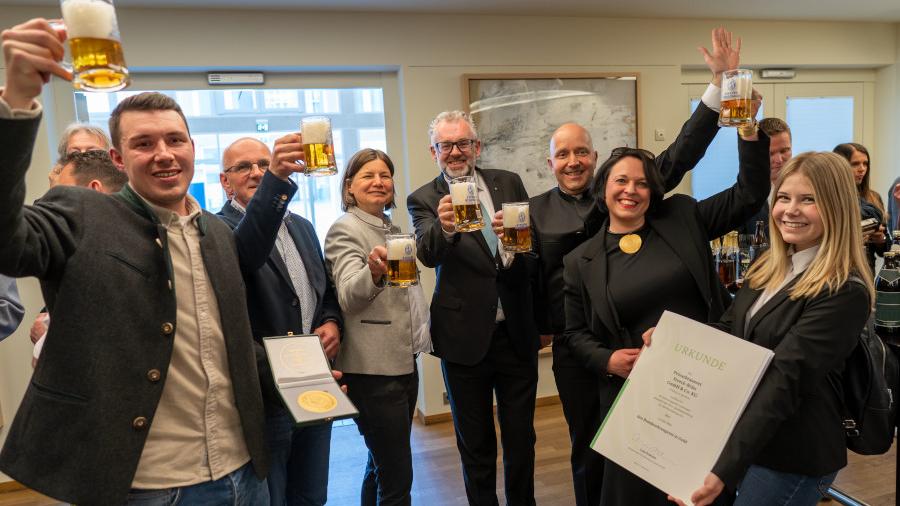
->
[428, 110, 478, 143]
[57, 123, 111, 161]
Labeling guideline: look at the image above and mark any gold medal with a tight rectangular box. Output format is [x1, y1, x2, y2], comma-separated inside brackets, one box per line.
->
[297, 390, 338, 413]
[618, 233, 642, 254]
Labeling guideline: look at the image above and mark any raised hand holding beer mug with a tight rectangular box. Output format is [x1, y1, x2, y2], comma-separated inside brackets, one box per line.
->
[59, 0, 130, 92]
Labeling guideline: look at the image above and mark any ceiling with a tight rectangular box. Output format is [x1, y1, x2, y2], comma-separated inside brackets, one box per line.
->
[5, 0, 900, 22]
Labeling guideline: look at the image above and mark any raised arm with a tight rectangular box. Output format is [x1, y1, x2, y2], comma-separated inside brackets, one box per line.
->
[231, 134, 300, 272]
[696, 130, 771, 240]
[657, 27, 741, 191]
[0, 19, 79, 280]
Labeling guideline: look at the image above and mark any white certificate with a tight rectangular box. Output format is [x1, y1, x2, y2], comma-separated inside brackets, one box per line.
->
[592, 311, 773, 505]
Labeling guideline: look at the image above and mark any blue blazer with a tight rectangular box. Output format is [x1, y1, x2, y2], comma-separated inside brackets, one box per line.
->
[217, 185, 342, 414]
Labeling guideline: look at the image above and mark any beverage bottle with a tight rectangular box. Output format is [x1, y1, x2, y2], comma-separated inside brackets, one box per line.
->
[875, 251, 900, 345]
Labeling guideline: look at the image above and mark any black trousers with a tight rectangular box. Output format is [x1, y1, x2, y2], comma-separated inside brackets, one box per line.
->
[441, 322, 539, 506]
[552, 341, 605, 506]
[342, 368, 419, 506]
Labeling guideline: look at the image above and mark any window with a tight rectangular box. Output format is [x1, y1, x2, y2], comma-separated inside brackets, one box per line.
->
[75, 87, 387, 243]
[686, 80, 864, 200]
[786, 97, 854, 153]
[689, 99, 764, 200]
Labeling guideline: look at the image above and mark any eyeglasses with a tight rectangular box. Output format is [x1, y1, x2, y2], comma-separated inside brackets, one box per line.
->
[225, 159, 271, 175]
[434, 139, 477, 154]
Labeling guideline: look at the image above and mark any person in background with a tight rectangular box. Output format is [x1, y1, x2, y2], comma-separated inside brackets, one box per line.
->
[834, 143, 887, 273]
[47, 122, 110, 185]
[671, 152, 873, 506]
[737, 117, 792, 237]
[887, 177, 900, 233]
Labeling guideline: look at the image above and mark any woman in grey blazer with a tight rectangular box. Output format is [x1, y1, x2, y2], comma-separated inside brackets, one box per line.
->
[324, 148, 423, 506]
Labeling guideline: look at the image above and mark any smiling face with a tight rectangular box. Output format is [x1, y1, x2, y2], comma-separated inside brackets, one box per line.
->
[548, 124, 598, 195]
[220, 138, 271, 208]
[848, 148, 869, 186]
[430, 119, 480, 179]
[772, 173, 823, 252]
[604, 156, 651, 233]
[109, 110, 195, 215]
[348, 158, 394, 216]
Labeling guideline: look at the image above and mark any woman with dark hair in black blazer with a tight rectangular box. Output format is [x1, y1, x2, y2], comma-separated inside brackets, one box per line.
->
[562, 124, 770, 506]
[670, 152, 875, 506]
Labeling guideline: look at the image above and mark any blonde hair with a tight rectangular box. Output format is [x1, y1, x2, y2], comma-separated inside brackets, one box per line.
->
[746, 152, 874, 302]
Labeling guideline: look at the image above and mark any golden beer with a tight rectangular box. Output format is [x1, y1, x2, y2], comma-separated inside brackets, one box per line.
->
[720, 98, 753, 126]
[718, 69, 753, 127]
[300, 116, 337, 176]
[61, 0, 130, 92]
[386, 234, 418, 287]
[70, 37, 129, 91]
[450, 176, 484, 232]
[501, 202, 531, 253]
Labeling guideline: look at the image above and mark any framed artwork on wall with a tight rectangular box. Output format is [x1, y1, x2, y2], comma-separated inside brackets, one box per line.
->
[463, 73, 639, 197]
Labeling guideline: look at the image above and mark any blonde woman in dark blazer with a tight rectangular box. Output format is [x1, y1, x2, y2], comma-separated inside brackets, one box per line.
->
[670, 152, 874, 506]
[324, 149, 424, 506]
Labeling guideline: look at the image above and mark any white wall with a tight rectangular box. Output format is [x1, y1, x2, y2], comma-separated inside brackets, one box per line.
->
[0, 4, 897, 482]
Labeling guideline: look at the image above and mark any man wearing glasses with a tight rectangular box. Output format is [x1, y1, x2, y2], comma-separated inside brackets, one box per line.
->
[218, 137, 342, 506]
[408, 110, 540, 505]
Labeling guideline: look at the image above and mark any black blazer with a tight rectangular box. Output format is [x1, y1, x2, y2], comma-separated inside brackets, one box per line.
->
[531, 101, 721, 337]
[407, 168, 539, 365]
[562, 133, 770, 406]
[217, 190, 342, 415]
[0, 116, 277, 505]
[711, 278, 871, 489]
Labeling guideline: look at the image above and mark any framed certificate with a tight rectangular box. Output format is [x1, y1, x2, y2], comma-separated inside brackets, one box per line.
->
[263, 334, 358, 425]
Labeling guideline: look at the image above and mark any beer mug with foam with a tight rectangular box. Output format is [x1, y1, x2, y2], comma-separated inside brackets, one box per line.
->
[718, 69, 753, 127]
[60, 0, 130, 92]
[449, 175, 484, 232]
[386, 233, 418, 287]
[300, 116, 338, 176]
[501, 201, 532, 253]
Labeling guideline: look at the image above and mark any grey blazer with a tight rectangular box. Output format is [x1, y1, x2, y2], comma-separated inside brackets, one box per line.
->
[324, 206, 416, 376]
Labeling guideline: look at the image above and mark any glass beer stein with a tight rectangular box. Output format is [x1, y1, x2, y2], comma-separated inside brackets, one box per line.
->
[501, 201, 531, 253]
[300, 116, 338, 176]
[718, 69, 753, 127]
[386, 233, 418, 287]
[60, 0, 131, 92]
[449, 175, 484, 232]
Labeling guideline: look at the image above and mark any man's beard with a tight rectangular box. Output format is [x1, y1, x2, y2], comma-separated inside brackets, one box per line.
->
[441, 157, 475, 179]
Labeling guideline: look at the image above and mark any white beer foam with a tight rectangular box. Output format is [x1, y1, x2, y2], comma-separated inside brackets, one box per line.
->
[387, 238, 415, 260]
[302, 119, 331, 144]
[503, 204, 529, 228]
[450, 181, 477, 205]
[62, 0, 117, 39]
